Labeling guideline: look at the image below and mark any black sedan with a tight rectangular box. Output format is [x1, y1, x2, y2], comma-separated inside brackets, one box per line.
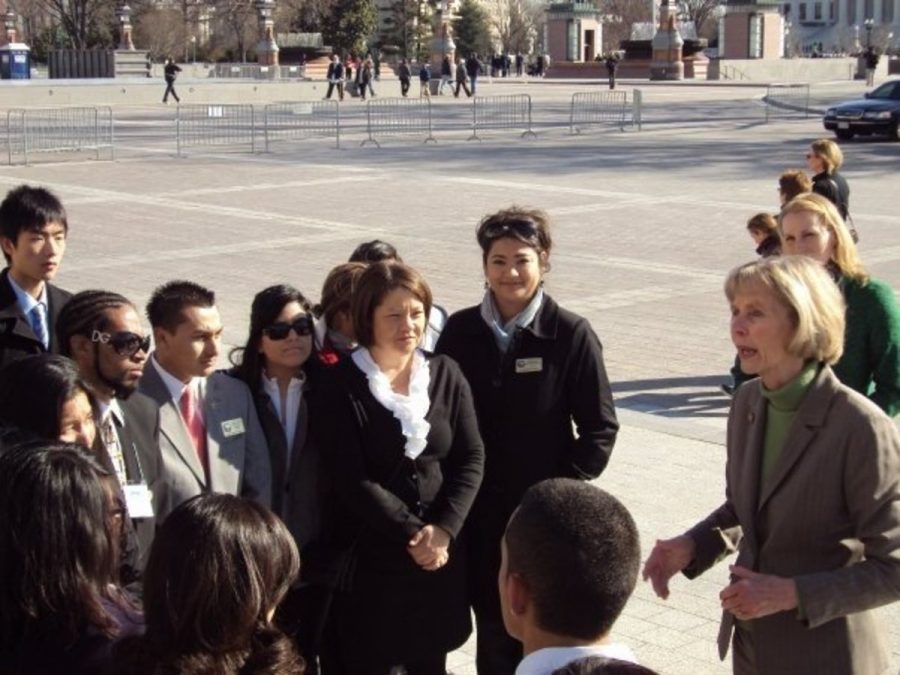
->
[823, 79, 900, 140]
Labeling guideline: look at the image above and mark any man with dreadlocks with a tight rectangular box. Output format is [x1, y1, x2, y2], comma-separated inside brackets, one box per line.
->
[57, 289, 163, 570]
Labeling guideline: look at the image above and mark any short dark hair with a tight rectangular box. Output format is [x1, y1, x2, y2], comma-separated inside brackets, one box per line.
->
[0, 442, 119, 651]
[552, 657, 659, 675]
[314, 262, 368, 329]
[56, 290, 134, 358]
[0, 354, 95, 441]
[0, 185, 68, 262]
[145, 280, 215, 333]
[505, 479, 640, 640]
[476, 206, 553, 265]
[131, 494, 302, 672]
[230, 284, 313, 388]
[351, 262, 433, 348]
[349, 239, 402, 264]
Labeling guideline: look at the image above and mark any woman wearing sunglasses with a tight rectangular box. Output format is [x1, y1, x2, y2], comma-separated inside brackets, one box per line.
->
[229, 283, 328, 671]
[435, 207, 619, 675]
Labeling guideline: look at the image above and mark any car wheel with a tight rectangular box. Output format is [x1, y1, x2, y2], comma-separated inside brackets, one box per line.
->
[835, 129, 854, 140]
[889, 121, 899, 142]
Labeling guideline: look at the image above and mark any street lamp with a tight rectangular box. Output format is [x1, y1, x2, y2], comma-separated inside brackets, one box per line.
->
[784, 18, 792, 58]
[115, 3, 135, 50]
[864, 17, 874, 49]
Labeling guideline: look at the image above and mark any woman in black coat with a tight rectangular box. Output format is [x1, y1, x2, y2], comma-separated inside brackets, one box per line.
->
[435, 206, 619, 675]
[315, 261, 484, 675]
[806, 138, 850, 222]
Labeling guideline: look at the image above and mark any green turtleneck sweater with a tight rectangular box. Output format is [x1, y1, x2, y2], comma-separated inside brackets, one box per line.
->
[759, 361, 820, 493]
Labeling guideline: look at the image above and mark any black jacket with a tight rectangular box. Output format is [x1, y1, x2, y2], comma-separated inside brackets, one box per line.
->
[312, 354, 484, 664]
[435, 294, 618, 513]
[0, 268, 72, 371]
[812, 170, 850, 221]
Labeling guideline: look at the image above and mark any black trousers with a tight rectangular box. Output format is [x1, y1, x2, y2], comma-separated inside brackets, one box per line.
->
[163, 79, 179, 102]
[326, 81, 344, 100]
[454, 80, 471, 97]
[400, 79, 410, 96]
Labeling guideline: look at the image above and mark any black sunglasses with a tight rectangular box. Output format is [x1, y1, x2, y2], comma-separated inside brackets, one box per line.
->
[92, 329, 151, 357]
[480, 219, 540, 243]
[264, 316, 313, 340]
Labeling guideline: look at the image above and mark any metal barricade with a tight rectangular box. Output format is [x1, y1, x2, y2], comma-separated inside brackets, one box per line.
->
[469, 94, 536, 140]
[361, 97, 435, 147]
[175, 104, 256, 156]
[209, 64, 305, 80]
[263, 100, 340, 150]
[6, 106, 114, 165]
[632, 89, 643, 131]
[764, 83, 811, 122]
[569, 91, 628, 133]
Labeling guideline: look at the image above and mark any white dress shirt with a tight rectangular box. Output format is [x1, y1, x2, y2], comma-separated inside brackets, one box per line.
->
[150, 356, 204, 425]
[7, 273, 47, 347]
[515, 644, 639, 675]
[261, 371, 304, 454]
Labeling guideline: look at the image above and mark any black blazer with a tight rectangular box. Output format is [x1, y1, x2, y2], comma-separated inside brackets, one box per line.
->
[0, 267, 72, 370]
[116, 392, 163, 565]
[435, 294, 619, 514]
[252, 379, 323, 550]
[312, 354, 484, 663]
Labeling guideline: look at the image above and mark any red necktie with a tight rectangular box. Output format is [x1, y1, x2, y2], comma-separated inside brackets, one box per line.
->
[180, 385, 208, 481]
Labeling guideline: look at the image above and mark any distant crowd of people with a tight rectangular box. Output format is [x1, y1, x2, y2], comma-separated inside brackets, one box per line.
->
[0, 127, 898, 675]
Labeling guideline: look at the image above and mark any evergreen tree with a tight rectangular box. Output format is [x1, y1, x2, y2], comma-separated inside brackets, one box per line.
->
[382, 0, 432, 61]
[322, 0, 377, 55]
[453, 0, 491, 57]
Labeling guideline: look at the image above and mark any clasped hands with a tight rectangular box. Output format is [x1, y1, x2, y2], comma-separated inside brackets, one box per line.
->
[642, 536, 799, 620]
[408, 524, 450, 572]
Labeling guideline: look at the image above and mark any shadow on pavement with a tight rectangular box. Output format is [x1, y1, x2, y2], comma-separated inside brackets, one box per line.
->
[613, 374, 731, 419]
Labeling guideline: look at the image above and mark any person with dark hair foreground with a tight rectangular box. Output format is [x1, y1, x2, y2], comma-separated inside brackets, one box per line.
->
[315, 261, 484, 674]
[0, 442, 142, 674]
[436, 207, 618, 675]
[115, 493, 303, 674]
[0, 353, 96, 447]
[499, 479, 647, 675]
[550, 656, 657, 675]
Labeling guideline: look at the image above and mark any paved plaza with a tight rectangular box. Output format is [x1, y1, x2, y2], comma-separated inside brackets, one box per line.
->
[1, 77, 898, 674]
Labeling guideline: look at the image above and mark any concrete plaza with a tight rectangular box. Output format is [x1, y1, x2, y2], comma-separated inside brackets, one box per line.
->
[1, 77, 897, 674]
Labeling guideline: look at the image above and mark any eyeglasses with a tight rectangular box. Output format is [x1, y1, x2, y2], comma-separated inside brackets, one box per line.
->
[92, 330, 151, 357]
[480, 219, 540, 242]
[264, 316, 313, 340]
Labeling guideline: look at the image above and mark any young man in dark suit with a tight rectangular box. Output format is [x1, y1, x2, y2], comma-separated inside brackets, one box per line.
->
[57, 290, 163, 568]
[0, 185, 72, 370]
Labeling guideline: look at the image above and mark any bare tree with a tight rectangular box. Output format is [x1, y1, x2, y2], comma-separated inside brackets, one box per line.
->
[678, 0, 722, 38]
[483, 0, 541, 53]
[33, 0, 114, 48]
[212, 0, 257, 61]
[596, 0, 650, 53]
[133, 8, 186, 60]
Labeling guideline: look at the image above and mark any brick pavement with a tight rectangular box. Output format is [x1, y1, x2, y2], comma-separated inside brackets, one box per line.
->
[0, 77, 897, 674]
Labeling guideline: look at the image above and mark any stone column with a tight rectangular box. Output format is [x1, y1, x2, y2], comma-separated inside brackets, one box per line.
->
[255, 0, 279, 66]
[4, 9, 16, 45]
[430, 0, 456, 74]
[650, 0, 683, 80]
[116, 3, 136, 50]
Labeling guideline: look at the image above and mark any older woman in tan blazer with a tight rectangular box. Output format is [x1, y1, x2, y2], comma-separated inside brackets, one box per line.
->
[643, 256, 900, 675]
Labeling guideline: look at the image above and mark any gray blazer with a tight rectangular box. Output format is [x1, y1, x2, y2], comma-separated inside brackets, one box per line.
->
[685, 366, 900, 675]
[139, 360, 272, 523]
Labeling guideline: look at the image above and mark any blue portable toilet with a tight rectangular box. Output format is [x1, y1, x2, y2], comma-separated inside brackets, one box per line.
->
[0, 43, 31, 79]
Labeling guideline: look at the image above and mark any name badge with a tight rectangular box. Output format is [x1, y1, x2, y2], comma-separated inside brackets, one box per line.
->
[515, 357, 543, 374]
[222, 418, 246, 437]
[123, 483, 155, 519]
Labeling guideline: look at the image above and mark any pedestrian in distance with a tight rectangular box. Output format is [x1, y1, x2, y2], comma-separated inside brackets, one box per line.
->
[864, 46, 879, 87]
[325, 54, 344, 101]
[454, 58, 472, 97]
[162, 57, 181, 104]
[439, 55, 452, 95]
[806, 139, 851, 226]
[365, 57, 377, 97]
[604, 53, 619, 90]
[358, 58, 373, 101]
[419, 62, 432, 98]
[466, 53, 481, 94]
[398, 58, 412, 97]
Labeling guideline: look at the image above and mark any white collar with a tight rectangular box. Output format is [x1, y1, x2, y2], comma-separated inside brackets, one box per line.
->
[515, 645, 638, 675]
[261, 369, 305, 393]
[351, 347, 431, 460]
[97, 398, 123, 426]
[7, 273, 46, 314]
[150, 355, 201, 403]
